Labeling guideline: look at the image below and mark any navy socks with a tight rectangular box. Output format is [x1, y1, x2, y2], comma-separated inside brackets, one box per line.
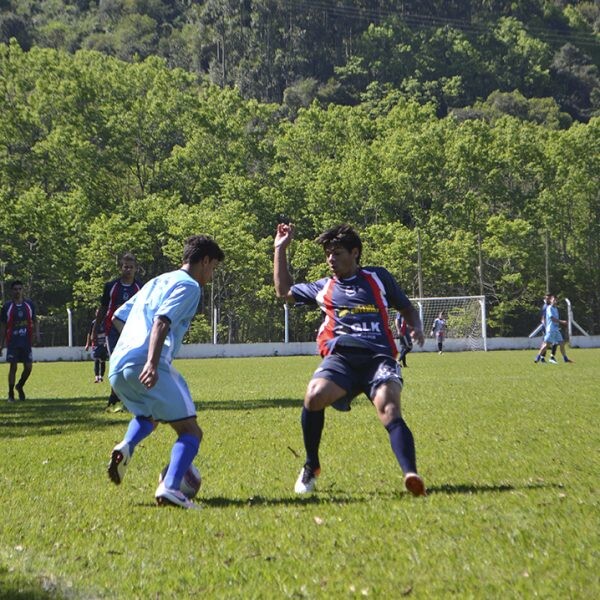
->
[301, 407, 324, 470]
[385, 417, 417, 475]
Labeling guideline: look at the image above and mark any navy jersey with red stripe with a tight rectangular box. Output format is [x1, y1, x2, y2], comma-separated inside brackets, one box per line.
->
[100, 279, 141, 333]
[0, 300, 36, 348]
[291, 267, 411, 357]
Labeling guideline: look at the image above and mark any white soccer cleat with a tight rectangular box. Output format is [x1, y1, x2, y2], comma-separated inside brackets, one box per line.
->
[549, 357, 558, 364]
[404, 472, 427, 497]
[107, 442, 131, 485]
[155, 482, 201, 510]
[294, 464, 321, 494]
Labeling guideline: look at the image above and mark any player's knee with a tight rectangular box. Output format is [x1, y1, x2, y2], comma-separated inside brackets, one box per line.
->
[374, 392, 401, 422]
[304, 381, 329, 411]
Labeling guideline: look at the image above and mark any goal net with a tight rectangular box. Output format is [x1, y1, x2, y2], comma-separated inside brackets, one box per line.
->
[390, 295, 487, 351]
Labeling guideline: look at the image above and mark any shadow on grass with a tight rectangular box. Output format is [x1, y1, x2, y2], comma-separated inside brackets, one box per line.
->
[0, 396, 301, 439]
[201, 398, 302, 410]
[0, 567, 57, 599]
[0, 396, 123, 438]
[133, 494, 356, 509]
[132, 480, 565, 510]
[425, 481, 563, 495]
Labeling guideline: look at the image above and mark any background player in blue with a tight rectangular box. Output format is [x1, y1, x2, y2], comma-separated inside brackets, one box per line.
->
[92, 252, 141, 407]
[542, 295, 573, 364]
[533, 293, 551, 363]
[0, 280, 41, 402]
[106, 235, 224, 509]
[274, 222, 426, 497]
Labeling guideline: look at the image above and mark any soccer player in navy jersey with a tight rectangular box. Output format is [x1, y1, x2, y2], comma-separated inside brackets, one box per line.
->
[92, 252, 141, 407]
[274, 223, 426, 496]
[0, 280, 41, 402]
[85, 318, 108, 383]
[394, 312, 413, 367]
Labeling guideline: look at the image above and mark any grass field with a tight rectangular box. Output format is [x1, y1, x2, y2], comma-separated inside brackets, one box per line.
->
[0, 349, 598, 599]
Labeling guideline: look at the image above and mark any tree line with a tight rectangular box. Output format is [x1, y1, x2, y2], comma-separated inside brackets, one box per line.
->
[1, 1, 599, 122]
[0, 41, 598, 343]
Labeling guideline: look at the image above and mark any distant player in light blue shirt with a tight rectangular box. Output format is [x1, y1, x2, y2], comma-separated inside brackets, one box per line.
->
[107, 235, 224, 509]
[541, 295, 573, 364]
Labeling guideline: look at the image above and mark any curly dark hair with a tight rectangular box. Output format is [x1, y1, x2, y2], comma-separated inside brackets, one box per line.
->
[316, 224, 362, 263]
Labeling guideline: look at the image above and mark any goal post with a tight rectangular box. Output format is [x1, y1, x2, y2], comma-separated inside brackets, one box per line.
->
[391, 295, 488, 351]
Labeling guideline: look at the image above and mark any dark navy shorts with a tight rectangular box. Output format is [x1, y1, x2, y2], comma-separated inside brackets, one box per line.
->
[92, 345, 108, 361]
[311, 348, 403, 411]
[5, 346, 33, 364]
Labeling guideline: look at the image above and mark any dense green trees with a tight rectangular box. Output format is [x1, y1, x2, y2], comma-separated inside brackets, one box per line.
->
[1, 1, 598, 120]
[1, 42, 598, 342]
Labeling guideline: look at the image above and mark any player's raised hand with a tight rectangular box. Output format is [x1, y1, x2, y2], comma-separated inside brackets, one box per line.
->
[274, 222, 294, 249]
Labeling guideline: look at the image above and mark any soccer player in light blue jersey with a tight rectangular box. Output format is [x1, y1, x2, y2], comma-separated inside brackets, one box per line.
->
[107, 235, 224, 509]
[540, 295, 573, 364]
[274, 222, 426, 497]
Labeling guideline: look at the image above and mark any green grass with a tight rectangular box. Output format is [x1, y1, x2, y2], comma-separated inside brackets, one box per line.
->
[0, 349, 598, 599]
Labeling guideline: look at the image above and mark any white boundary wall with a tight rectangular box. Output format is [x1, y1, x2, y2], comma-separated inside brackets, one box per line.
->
[28, 336, 600, 362]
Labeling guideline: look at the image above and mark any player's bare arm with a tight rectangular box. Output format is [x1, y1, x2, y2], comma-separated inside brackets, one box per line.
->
[139, 316, 170, 389]
[401, 305, 425, 346]
[274, 223, 295, 302]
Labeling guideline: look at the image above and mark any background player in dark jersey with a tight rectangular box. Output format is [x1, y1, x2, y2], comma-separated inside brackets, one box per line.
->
[394, 311, 413, 367]
[0, 280, 41, 402]
[92, 252, 141, 407]
[85, 318, 108, 383]
[274, 223, 426, 497]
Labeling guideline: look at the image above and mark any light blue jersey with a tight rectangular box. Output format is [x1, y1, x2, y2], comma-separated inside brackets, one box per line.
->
[544, 304, 563, 344]
[109, 269, 200, 375]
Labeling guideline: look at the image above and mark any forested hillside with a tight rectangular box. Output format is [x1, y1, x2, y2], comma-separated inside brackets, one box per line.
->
[1, 1, 599, 120]
[0, 2, 599, 342]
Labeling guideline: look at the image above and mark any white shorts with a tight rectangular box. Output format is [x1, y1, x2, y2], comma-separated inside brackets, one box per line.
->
[109, 364, 196, 422]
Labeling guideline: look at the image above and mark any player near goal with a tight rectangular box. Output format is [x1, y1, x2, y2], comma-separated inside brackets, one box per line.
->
[106, 235, 224, 509]
[394, 311, 413, 367]
[274, 222, 426, 497]
[430, 312, 447, 354]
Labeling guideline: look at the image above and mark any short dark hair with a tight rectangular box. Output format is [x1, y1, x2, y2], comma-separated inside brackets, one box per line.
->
[316, 224, 362, 263]
[183, 235, 225, 264]
[10, 280, 23, 289]
[120, 252, 137, 265]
